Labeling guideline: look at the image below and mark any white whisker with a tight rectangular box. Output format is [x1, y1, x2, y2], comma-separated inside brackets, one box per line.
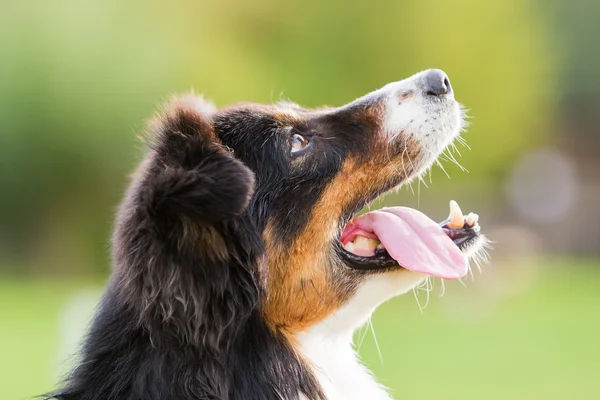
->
[356, 321, 370, 350]
[455, 135, 471, 150]
[451, 143, 462, 157]
[424, 277, 431, 308]
[369, 319, 384, 365]
[417, 176, 421, 208]
[413, 286, 424, 314]
[443, 149, 469, 172]
[435, 160, 451, 179]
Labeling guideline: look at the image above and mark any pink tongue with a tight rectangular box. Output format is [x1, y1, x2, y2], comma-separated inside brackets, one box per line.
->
[351, 207, 467, 279]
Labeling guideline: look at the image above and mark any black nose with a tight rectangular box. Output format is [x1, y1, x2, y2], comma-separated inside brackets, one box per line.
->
[424, 69, 451, 96]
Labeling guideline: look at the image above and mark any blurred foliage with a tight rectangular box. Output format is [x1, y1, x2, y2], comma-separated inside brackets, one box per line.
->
[547, 0, 600, 135]
[1, 0, 558, 273]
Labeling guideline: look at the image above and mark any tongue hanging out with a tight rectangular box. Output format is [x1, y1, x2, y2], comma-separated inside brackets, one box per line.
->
[340, 201, 481, 279]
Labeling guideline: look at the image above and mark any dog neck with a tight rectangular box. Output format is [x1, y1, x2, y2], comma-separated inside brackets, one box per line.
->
[294, 272, 426, 400]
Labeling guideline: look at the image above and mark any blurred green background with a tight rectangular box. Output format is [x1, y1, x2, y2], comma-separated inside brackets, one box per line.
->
[2, 0, 599, 399]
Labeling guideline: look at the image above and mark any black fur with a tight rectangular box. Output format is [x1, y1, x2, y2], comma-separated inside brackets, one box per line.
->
[48, 103, 326, 400]
[48, 97, 382, 400]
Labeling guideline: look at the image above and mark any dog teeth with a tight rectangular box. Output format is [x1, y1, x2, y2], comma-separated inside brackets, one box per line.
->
[447, 200, 465, 229]
[344, 236, 381, 255]
[376, 243, 385, 251]
[344, 241, 356, 253]
[353, 236, 380, 252]
[465, 212, 479, 227]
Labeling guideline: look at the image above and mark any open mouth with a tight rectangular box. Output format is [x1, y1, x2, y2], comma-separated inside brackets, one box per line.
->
[339, 200, 481, 279]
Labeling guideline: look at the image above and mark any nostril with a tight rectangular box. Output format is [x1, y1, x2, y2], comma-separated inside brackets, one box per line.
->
[443, 77, 450, 89]
[424, 69, 452, 96]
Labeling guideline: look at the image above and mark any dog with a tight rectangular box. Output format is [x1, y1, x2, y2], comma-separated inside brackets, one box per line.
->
[48, 69, 487, 400]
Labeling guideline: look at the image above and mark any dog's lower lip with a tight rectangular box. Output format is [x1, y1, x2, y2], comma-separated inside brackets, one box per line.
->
[337, 242, 399, 271]
[442, 223, 480, 248]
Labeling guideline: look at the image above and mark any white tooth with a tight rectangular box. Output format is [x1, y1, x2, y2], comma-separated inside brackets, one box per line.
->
[466, 212, 480, 226]
[344, 241, 356, 253]
[376, 243, 385, 251]
[367, 238, 380, 250]
[448, 200, 464, 229]
[353, 236, 369, 250]
[466, 214, 474, 226]
[353, 236, 380, 251]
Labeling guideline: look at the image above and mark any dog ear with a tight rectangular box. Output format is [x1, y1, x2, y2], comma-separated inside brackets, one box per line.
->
[143, 94, 255, 223]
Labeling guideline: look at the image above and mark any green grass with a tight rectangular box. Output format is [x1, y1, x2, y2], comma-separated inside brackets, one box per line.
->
[0, 278, 103, 400]
[2, 260, 599, 399]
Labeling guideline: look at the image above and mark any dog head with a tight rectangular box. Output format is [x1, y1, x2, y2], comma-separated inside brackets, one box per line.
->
[150, 69, 484, 341]
[53, 69, 488, 400]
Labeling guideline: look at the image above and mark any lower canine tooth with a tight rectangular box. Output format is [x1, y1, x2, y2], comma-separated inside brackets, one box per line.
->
[448, 200, 465, 229]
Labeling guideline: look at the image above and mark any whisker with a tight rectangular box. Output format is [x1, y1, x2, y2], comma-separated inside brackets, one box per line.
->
[369, 319, 384, 365]
[451, 143, 463, 157]
[413, 287, 425, 314]
[455, 136, 471, 150]
[424, 277, 431, 309]
[417, 175, 421, 208]
[435, 160, 451, 179]
[474, 257, 483, 274]
[356, 321, 370, 350]
[443, 149, 469, 172]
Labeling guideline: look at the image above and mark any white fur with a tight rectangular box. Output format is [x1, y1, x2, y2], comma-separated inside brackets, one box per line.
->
[346, 69, 465, 176]
[294, 70, 476, 399]
[296, 272, 427, 400]
[385, 72, 463, 172]
[295, 244, 489, 400]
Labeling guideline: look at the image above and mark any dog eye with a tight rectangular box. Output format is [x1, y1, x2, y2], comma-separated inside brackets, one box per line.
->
[290, 133, 310, 154]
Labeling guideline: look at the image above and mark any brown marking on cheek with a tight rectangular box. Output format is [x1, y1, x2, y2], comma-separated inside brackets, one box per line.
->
[261, 101, 426, 335]
[261, 221, 346, 335]
[261, 141, 423, 336]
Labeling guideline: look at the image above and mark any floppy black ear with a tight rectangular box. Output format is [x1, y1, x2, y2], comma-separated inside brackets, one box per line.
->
[142, 95, 255, 223]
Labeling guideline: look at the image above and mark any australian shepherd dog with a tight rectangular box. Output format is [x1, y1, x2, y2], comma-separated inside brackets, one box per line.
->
[49, 69, 487, 400]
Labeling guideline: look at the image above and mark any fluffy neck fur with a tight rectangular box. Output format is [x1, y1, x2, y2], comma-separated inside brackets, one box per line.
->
[295, 273, 427, 400]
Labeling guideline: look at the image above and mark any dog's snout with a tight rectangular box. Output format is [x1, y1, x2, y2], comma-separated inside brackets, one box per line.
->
[423, 69, 451, 96]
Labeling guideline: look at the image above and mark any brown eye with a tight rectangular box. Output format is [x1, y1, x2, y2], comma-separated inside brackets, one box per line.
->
[290, 133, 310, 154]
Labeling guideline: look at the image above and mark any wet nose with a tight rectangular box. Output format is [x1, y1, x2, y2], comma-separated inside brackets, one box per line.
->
[423, 69, 452, 96]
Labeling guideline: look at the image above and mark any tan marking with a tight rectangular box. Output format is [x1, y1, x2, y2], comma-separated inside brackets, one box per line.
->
[262, 138, 423, 337]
